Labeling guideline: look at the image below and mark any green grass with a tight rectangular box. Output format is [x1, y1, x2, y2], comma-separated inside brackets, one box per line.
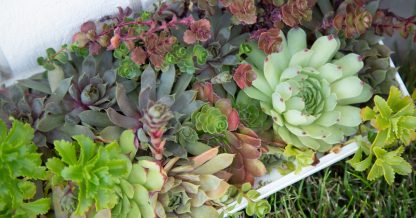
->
[233, 144, 415, 217]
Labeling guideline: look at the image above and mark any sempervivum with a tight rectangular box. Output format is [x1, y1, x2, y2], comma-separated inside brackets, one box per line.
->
[244, 28, 373, 152]
[107, 65, 204, 159]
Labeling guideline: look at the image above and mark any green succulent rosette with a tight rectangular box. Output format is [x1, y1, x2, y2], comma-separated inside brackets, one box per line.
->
[244, 28, 373, 152]
[192, 104, 228, 134]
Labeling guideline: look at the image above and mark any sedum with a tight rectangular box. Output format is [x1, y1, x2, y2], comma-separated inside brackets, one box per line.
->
[244, 28, 373, 152]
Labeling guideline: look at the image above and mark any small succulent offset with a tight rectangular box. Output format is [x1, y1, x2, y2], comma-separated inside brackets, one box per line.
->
[192, 104, 228, 134]
[260, 145, 295, 175]
[244, 28, 373, 152]
[228, 183, 271, 218]
[155, 147, 234, 218]
[46, 135, 131, 216]
[349, 87, 415, 184]
[0, 119, 50, 218]
[283, 144, 315, 173]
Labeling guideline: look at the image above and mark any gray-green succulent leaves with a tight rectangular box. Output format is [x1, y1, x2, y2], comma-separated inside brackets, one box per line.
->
[244, 28, 373, 151]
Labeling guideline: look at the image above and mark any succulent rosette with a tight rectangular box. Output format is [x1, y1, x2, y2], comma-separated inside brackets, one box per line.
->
[155, 147, 234, 218]
[244, 28, 373, 152]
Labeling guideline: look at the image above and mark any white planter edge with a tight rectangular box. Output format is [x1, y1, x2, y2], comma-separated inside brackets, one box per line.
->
[222, 63, 409, 216]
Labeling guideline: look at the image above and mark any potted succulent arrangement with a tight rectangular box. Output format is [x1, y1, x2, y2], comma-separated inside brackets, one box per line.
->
[1, 0, 415, 217]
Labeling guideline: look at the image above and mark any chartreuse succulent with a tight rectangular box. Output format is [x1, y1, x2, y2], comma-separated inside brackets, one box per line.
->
[155, 147, 234, 218]
[192, 104, 228, 134]
[348, 86, 416, 185]
[46, 135, 131, 216]
[244, 28, 373, 152]
[0, 119, 50, 218]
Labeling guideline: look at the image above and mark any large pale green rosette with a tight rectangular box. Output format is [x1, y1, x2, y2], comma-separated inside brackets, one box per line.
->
[244, 28, 373, 152]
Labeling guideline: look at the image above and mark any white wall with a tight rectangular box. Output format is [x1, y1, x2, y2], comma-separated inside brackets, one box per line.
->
[0, 0, 153, 85]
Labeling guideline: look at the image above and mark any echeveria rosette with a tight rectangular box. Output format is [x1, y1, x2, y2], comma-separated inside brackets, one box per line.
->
[46, 135, 131, 216]
[0, 119, 50, 218]
[155, 147, 234, 218]
[244, 28, 373, 152]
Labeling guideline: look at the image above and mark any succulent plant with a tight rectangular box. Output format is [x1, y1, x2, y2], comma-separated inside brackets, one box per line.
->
[143, 32, 177, 69]
[361, 86, 416, 147]
[244, 28, 373, 152]
[257, 28, 283, 55]
[46, 135, 131, 216]
[112, 160, 167, 218]
[341, 33, 398, 95]
[183, 19, 212, 44]
[280, 0, 316, 27]
[192, 104, 228, 134]
[235, 91, 271, 131]
[333, 1, 373, 38]
[0, 80, 81, 146]
[260, 145, 295, 175]
[0, 119, 50, 218]
[155, 147, 234, 218]
[233, 63, 257, 89]
[225, 125, 267, 184]
[192, 12, 249, 94]
[349, 86, 415, 185]
[283, 144, 315, 173]
[107, 65, 204, 159]
[222, 0, 257, 25]
[64, 52, 117, 112]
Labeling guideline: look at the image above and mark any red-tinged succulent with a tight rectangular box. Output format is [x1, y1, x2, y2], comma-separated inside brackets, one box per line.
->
[193, 82, 220, 104]
[225, 125, 267, 184]
[258, 27, 283, 55]
[333, 2, 373, 38]
[280, 0, 316, 27]
[193, 86, 266, 184]
[226, 0, 257, 25]
[144, 32, 177, 68]
[372, 9, 416, 42]
[72, 21, 108, 55]
[131, 46, 147, 65]
[215, 98, 240, 132]
[233, 64, 257, 89]
[183, 19, 212, 44]
[109, 33, 121, 50]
